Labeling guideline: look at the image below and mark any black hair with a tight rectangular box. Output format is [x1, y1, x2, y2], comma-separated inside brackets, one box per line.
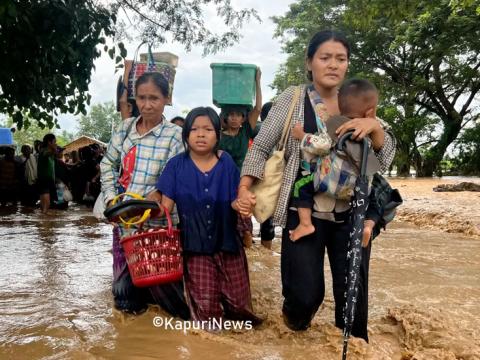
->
[338, 78, 378, 115]
[129, 98, 140, 117]
[135, 72, 169, 98]
[170, 116, 185, 124]
[260, 102, 273, 121]
[182, 107, 221, 157]
[21, 144, 31, 154]
[306, 30, 350, 81]
[42, 133, 56, 147]
[223, 106, 247, 119]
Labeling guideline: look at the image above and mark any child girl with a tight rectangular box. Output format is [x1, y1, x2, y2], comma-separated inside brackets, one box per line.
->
[152, 107, 261, 326]
[219, 67, 262, 247]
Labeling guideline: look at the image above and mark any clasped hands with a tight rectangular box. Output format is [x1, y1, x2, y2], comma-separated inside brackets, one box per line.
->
[235, 187, 256, 218]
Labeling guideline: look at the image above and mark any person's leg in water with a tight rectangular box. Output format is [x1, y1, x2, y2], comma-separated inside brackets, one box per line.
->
[184, 254, 223, 325]
[219, 250, 263, 325]
[38, 179, 53, 213]
[281, 210, 327, 330]
[40, 193, 50, 213]
[237, 214, 253, 248]
[289, 174, 315, 241]
[260, 217, 275, 249]
[112, 227, 150, 314]
[327, 220, 372, 342]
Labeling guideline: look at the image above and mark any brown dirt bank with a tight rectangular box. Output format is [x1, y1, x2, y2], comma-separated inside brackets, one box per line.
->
[389, 178, 480, 238]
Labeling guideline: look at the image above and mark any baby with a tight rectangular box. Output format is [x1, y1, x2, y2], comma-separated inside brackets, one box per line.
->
[290, 78, 381, 241]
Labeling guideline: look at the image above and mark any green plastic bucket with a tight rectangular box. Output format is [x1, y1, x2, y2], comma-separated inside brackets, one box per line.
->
[210, 63, 257, 108]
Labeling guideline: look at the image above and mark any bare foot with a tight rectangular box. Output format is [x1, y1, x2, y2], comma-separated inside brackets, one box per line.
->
[243, 231, 253, 248]
[289, 224, 315, 241]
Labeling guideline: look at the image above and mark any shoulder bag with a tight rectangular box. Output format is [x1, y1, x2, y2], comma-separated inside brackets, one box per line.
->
[251, 86, 301, 223]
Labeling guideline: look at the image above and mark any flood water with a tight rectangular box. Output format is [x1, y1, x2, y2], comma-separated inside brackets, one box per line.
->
[1, 194, 479, 359]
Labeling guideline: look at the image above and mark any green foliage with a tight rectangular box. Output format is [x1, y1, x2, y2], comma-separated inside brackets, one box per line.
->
[56, 130, 76, 146]
[0, 1, 259, 129]
[76, 102, 122, 143]
[451, 123, 480, 174]
[272, 0, 480, 176]
[0, 1, 115, 129]
[113, 0, 260, 55]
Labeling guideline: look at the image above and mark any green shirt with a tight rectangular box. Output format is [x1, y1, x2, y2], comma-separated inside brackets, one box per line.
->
[37, 150, 55, 182]
[219, 121, 259, 170]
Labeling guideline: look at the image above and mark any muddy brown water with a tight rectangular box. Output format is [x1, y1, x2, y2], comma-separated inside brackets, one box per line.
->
[1, 179, 479, 360]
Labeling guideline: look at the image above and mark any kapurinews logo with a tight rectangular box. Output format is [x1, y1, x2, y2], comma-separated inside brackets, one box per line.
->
[153, 316, 253, 333]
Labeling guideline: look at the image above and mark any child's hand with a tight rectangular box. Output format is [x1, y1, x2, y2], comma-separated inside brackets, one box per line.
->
[146, 190, 163, 218]
[292, 123, 305, 140]
[362, 219, 375, 247]
[233, 198, 254, 217]
[256, 67, 262, 83]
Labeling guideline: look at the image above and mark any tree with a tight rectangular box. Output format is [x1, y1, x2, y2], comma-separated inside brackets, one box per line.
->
[0, 1, 259, 129]
[0, 118, 74, 148]
[272, 0, 480, 176]
[451, 122, 480, 175]
[0, 1, 115, 129]
[77, 102, 121, 143]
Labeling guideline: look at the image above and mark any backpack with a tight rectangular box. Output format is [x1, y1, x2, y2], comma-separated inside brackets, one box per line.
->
[366, 173, 403, 239]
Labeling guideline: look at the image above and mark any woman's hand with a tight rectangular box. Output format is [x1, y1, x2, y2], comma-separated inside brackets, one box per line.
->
[335, 117, 385, 150]
[236, 186, 256, 217]
[292, 123, 305, 141]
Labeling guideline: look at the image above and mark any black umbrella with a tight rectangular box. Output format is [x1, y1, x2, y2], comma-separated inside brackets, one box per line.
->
[337, 132, 370, 360]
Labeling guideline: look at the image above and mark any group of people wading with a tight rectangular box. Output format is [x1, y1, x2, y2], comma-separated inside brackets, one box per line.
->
[101, 30, 396, 341]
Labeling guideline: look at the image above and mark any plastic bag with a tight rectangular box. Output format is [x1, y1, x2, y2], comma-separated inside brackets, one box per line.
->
[93, 192, 106, 219]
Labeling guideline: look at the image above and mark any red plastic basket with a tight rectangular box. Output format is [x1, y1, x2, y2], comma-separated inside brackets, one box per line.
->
[120, 206, 183, 287]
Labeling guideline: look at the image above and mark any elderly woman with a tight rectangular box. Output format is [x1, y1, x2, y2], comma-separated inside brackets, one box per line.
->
[237, 30, 396, 341]
[101, 72, 189, 318]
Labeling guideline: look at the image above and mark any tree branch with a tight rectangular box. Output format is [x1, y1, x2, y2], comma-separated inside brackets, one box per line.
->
[119, 0, 166, 30]
[432, 61, 455, 116]
[417, 139, 438, 148]
[452, 61, 480, 106]
[460, 82, 480, 117]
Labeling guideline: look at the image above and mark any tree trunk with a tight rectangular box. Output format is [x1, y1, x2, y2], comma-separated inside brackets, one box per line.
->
[395, 146, 412, 177]
[416, 117, 462, 177]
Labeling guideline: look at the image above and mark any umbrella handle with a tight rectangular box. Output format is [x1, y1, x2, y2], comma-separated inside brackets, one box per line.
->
[336, 131, 369, 176]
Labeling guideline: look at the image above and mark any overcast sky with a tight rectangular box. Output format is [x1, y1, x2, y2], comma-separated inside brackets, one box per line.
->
[58, 0, 294, 133]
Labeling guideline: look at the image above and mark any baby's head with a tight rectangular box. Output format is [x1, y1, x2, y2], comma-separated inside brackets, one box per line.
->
[338, 78, 378, 119]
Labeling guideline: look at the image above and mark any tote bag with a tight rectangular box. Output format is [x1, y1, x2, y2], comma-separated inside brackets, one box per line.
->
[251, 87, 301, 223]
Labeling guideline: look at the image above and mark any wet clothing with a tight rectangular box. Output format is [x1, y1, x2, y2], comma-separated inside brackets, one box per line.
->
[37, 150, 55, 183]
[241, 85, 396, 227]
[281, 209, 371, 341]
[259, 218, 275, 241]
[236, 214, 253, 239]
[0, 157, 19, 203]
[112, 227, 190, 317]
[157, 152, 241, 254]
[219, 121, 259, 170]
[157, 151, 258, 323]
[101, 116, 187, 316]
[184, 250, 259, 323]
[241, 85, 395, 341]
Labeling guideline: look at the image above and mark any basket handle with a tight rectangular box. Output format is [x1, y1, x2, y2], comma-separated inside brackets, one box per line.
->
[111, 192, 152, 227]
[161, 204, 174, 237]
